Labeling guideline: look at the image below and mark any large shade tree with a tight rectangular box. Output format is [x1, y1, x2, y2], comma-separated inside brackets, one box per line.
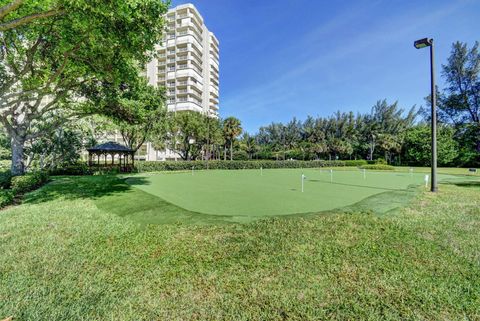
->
[87, 78, 167, 153]
[166, 111, 207, 161]
[0, 0, 169, 175]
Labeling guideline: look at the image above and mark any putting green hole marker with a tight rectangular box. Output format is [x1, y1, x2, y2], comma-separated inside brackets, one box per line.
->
[424, 174, 429, 188]
[301, 173, 306, 193]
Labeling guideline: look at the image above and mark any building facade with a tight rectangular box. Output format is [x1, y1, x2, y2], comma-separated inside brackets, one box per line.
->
[139, 3, 219, 161]
[146, 3, 219, 117]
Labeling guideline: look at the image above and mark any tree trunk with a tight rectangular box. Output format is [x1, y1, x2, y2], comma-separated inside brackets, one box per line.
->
[230, 141, 233, 161]
[224, 145, 227, 161]
[11, 135, 26, 175]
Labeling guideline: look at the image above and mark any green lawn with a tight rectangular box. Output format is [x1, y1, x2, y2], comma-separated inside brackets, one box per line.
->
[125, 169, 461, 222]
[0, 169, 479, 320]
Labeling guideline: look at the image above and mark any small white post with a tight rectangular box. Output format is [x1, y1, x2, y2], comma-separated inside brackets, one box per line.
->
[409, 168, 413, 177]
[330, 169, 333, 183]
[424, 174, 429, 188]
[260, 167, 263, 176]
[301, 173, 306, 192]
[363, 168, 366, 180]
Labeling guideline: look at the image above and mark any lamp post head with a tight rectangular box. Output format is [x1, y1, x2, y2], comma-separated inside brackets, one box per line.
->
[414, 38, 433, 49]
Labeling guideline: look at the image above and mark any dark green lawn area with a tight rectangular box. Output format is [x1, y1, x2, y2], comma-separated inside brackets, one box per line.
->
[0, 172, 479, 320]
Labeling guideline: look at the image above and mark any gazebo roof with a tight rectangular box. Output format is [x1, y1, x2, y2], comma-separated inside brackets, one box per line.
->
[87, 141, 133, 153]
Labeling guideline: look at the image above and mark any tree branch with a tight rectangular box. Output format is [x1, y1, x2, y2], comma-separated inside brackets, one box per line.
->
[0, 0, 23, 20]
[0, 9, 63, 31]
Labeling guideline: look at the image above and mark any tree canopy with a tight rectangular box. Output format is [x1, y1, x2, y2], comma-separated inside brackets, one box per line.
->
[0, 0, 169, 174]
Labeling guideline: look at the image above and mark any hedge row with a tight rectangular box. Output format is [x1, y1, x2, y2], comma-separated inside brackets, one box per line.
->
[0, 171, 49, 209]
[48, 159, 373, 176]
[135, 160, 349, 172]
[344, 160, 368, 166]
[359, 164, 395, 170]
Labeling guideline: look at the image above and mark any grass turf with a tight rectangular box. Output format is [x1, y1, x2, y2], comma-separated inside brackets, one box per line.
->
[0, 172, 479, 320]
[125, 169, 459, 220]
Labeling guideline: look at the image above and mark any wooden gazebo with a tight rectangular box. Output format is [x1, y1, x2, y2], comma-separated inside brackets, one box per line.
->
[87, 142, 135, 172]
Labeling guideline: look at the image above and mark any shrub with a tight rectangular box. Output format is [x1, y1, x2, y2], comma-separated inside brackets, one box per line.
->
[344, 160, 367, 167]
[0, 170, 12, 189]
[11, 171, 49, 195]
[360, 164, 395, 171]
[0, 190, 14, 208]
[232, 150, 249, 161]
[374, 158, 388, 165]
[135, 160, 347, 172]
[49, 163, 93, 176]
[0, 160, 10, 171]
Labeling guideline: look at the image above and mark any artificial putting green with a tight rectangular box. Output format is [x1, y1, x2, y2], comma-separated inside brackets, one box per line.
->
[126, 168, 458, 219]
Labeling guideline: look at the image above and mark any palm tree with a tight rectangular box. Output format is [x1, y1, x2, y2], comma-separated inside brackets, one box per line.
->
[222, 117, 242, 160]
[240, 133, 257, 159]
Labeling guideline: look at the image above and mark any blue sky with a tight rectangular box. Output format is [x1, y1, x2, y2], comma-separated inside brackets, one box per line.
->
[172, 0, 480, 133]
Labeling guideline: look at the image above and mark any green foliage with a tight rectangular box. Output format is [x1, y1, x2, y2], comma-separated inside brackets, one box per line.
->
[0, 189, 14, 208]
[421, 41, 480, 166]
[49, 163, 92, 176]
[11, 171, 49, 195]
[403, 125, 459, 166]
[374, 158, 388, 165]
[27, 126, 84, 170]
[232, 150, 249, 161]
[92, 77, 167, 152]
[222, 117, 243, 160]
[165, 111, 207, 161]
[135, 160, 347, 172]
[344, 160, 368, 166]
[360, 164, 395, 170]
[255, 101, 416, 163]
[0, 170, 12, 189]
[0, 160, 10, 171]
[1, 0, 169, 175]
[0, 146, 11, 160]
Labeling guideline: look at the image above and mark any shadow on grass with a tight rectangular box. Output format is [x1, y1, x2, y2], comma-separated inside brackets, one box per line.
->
[24, 175, 238, 225]
[24, 175, 151, 204]
[445, 180, 480, 188]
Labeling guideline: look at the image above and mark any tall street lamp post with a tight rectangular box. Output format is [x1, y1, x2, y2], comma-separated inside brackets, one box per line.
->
[414, 37, 437, 192]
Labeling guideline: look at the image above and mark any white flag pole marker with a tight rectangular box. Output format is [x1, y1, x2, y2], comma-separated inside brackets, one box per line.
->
[424, 174, 429, 188]
[330, 169, 333, 183]
[301, 173, 306, 192]
[260, 166, 263, 176]
[410, 168, 413, 177]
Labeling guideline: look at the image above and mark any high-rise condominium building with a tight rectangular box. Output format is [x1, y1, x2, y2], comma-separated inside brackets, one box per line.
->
[146, 3, 220, 117]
